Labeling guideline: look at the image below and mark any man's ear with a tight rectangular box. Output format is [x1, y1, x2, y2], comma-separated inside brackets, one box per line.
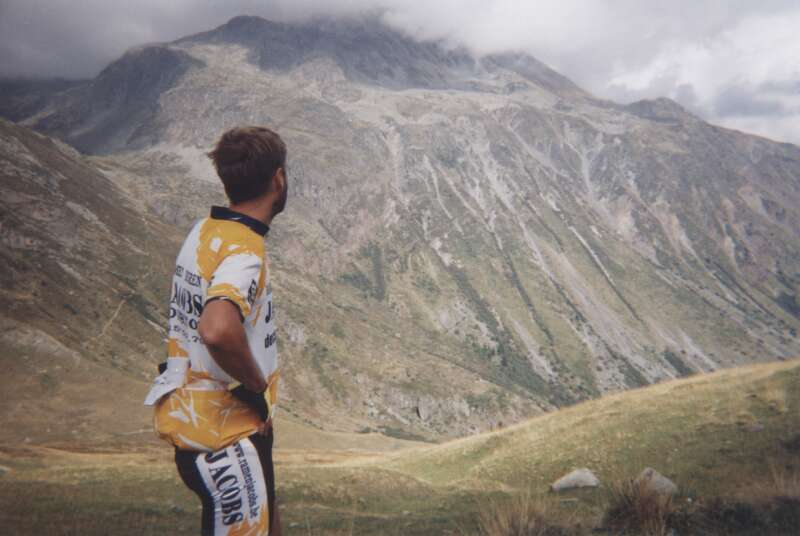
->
[273, 167, 286, 193]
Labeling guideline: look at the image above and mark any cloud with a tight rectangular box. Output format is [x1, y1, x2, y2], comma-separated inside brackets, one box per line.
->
[603, 7, 800, 143]
[0, 0, 798, 144]
[714, 86, 786, 118]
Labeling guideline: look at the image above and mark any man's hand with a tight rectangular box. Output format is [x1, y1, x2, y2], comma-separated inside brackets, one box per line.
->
[230, 383, 269, 420]
[256, 418, 272, 436]
[198, 298, 267, 393]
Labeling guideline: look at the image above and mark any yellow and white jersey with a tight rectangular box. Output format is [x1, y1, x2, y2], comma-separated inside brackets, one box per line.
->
[144, 205, 279, 452]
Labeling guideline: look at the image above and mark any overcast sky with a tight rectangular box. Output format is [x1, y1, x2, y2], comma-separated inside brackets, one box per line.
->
[1, 0, 799, 145]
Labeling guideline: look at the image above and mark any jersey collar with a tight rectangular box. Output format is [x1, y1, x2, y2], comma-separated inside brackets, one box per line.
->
[210, 205, 270, 237]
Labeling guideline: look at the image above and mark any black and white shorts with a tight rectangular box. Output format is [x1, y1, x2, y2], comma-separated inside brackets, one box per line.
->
[175, 429, 275, 535]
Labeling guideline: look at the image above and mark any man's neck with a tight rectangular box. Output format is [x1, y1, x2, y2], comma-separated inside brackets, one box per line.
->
[229, 197, 275, 227]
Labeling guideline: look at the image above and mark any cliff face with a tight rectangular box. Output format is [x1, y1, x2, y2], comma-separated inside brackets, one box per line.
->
[2, 15, 799, 440]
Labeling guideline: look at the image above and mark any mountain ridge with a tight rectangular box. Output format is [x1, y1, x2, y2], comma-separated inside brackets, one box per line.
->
[1, 14, 799, 440]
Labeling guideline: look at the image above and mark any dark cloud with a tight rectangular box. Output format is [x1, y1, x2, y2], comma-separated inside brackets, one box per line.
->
[714, 85, 786, 117]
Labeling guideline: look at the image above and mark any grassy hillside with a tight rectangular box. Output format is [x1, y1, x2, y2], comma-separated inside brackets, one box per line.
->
[1, 358, 797, 535]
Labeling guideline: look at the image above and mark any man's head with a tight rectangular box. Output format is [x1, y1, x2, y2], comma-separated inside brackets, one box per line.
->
[207, 126, 288, 216]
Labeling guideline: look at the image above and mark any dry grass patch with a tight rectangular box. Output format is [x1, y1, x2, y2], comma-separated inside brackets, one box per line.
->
[756, 461, 800, 500]
[603, 480, 674, 536]
[477, 492, 583, 536]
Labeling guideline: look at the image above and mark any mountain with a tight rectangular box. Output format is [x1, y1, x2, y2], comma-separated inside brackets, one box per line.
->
[0, 118, 184, 445]
[2, 15, 799, 442]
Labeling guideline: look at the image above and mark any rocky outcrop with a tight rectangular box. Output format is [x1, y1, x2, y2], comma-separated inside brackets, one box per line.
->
[26, 45, 203, 153]
[635, 467, 679, 495]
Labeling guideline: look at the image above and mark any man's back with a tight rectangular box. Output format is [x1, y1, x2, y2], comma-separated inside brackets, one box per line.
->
[146, 205, 279, 451]
[144, 126, 288, 535]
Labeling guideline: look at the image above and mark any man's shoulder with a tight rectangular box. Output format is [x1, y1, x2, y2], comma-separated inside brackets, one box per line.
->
[193, 219, 265, 283]
[179, 217, 208, 242]
[202, 218, 265, 256]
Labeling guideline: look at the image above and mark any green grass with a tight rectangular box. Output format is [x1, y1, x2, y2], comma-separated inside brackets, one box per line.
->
[305, 338, 347, 400]
[382, 359, 800, 495]
[1, 359, 798, 535]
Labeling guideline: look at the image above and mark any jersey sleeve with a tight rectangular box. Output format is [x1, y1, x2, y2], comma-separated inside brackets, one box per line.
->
[205, 251, 263, 319]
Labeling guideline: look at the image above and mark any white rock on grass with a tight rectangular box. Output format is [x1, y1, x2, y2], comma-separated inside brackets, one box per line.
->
[550, 468, 600, 491]
[636, 467, 678, 495]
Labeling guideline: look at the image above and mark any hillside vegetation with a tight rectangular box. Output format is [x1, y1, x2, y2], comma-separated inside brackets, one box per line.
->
[1, 358, 797, 535]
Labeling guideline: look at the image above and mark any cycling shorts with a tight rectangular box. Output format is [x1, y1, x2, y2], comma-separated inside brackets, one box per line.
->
[175, 429, 275, 535]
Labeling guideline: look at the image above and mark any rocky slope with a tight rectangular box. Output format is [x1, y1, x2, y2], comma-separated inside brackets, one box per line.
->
[0, 118, 187, 444]
[2, 15, 799, 440]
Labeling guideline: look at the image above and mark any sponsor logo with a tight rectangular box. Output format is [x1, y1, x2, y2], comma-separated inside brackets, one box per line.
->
[203, 443, 262, 525]
[264, 332, 277, 349]
[184, 269, 202, 288]
[169, 281, 203, 330]
[263, 300, 277, 349]
[203, 449, 245, 525]
[170, 282, 204, 316]
[247, 280, 257, 307]
[234, 442, 261, 519]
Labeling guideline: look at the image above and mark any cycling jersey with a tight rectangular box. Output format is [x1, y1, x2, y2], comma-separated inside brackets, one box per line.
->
[144, 205, 279, 452]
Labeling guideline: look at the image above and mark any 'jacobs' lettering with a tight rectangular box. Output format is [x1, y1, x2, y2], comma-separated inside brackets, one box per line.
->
[221, 486, 242, 502]
[170, 283, 204, 316]
[210, 464, 232, 483]
[216, 474, 238, 491]
[203, 448, 246, 526]
[204, 449, 229, 464]
[223, 513, 244, 525]
[221, 498, 243, 515]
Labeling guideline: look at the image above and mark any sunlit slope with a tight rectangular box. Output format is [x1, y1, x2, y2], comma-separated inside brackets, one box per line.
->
[268, 358, 800, 532]
[372, 357, 799, 495]
[249, 356, 800, 510]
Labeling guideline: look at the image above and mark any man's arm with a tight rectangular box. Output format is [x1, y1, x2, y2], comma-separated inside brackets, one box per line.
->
[198, 299, 267, 393]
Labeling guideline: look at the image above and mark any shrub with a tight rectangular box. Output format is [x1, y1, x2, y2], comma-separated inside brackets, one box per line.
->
[478, 492, 560, 536]
[603, 479, 674, 536]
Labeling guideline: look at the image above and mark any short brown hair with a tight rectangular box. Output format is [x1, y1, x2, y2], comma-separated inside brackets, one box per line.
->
[207, 126, 287, 204]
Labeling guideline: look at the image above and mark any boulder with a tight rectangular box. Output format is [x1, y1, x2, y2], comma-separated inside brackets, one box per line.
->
[550, 468, 600, 491]
[636, 467, 678, 495]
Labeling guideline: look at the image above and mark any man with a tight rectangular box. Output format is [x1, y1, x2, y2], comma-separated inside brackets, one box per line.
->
[144, 126, 288, 536]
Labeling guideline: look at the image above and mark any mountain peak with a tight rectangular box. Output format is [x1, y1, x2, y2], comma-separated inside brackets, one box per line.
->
[482, 51, 581, 94]
[183, 13, 477, 90]
[182, 14, 583, 95]
[625, 97, 696, 123]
